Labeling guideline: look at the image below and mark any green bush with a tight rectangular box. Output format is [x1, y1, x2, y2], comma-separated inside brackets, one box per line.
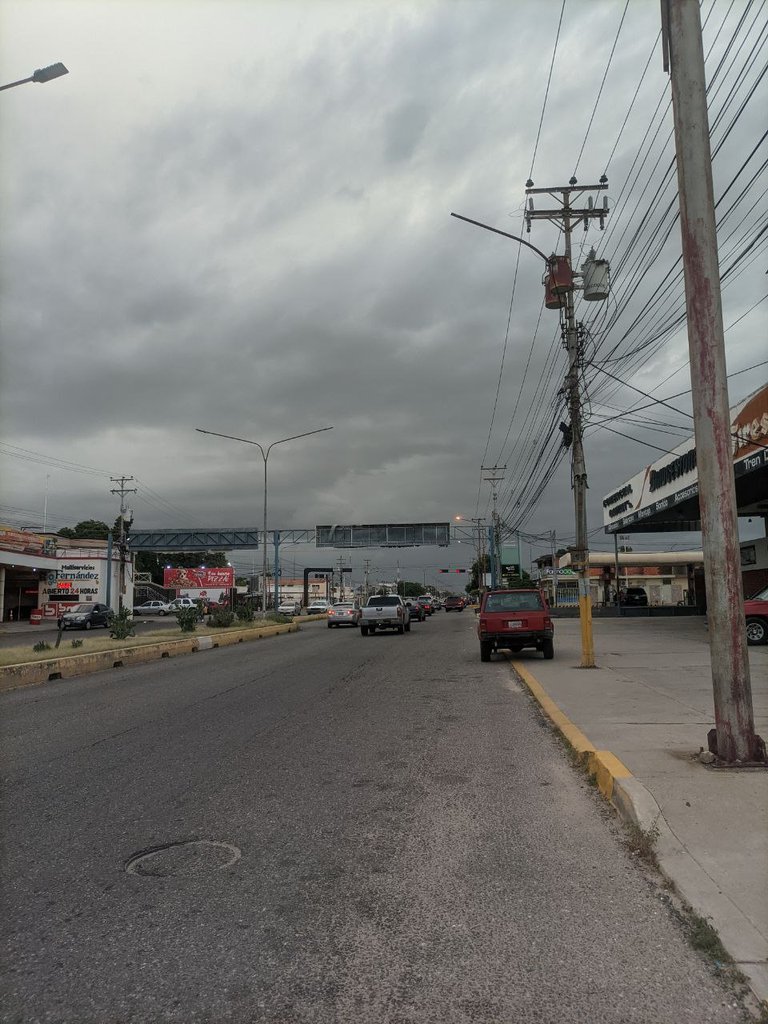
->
[108, 608, 135, 640]
[210, 608, 235, 628]
[33, 640, 52, 652]
[236, 604, 255, 623]
[175, 606, 199, 633]
[266, 613, 292, 625]
[71, 639, 83, 648]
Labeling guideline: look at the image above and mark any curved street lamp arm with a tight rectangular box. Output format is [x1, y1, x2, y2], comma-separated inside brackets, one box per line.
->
[450, 212, 550, 264]
[195, 427, 266, 460]
[265, 425, 333, 459]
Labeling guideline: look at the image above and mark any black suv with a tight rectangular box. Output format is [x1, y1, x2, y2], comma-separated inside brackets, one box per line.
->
[621, 587, 648, 607]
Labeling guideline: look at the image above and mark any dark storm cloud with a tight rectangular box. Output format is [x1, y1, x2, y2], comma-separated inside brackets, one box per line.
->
[1, 0, 765, 568]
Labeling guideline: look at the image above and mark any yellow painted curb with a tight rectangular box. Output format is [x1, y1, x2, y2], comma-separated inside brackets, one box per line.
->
[0, 622, 299, 693]
[511, 660, 633, 802]
[512, 661, 595, 764]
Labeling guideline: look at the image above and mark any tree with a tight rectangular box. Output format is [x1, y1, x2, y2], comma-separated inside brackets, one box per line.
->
[57, 519, 110, 540]
[397, 580, 426, 598]
[466, 553, 490, 594]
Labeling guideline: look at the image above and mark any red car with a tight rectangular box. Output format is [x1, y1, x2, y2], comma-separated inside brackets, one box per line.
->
[477, 588, 554, 661]
[444, 596, 465, 612]
[745, 586, 768, 645]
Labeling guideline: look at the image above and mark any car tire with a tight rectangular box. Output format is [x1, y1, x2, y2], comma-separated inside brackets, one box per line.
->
[397, 624, 405, 634]
[159, 610, 166, 616]
[405, 620, 411, 632]
[85, 621, 92, 630]
[361, 625, 368, 636]
[327, 622, 333, 629]
[542, 639, 554, 659]
[746, 617, 767, 645]
[480, 641, 492, 662]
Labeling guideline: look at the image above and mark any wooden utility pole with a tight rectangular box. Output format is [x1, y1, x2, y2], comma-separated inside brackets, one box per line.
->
[663, 0, 764, 762]
[525, 181, 608, 667]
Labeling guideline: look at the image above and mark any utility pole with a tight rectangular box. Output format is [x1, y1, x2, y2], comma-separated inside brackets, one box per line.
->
[525, 179, 608, 668]
[363, 559, 371, 602]
[663, 0, 764, 763]
[550, 530, 558, 608]
[336, 554, 347, 601]
[482, 465, 505, 587]
[110, 476, 136, 613]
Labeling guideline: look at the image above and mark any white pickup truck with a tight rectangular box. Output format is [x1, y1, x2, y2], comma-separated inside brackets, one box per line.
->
[360, 595, 411, 636]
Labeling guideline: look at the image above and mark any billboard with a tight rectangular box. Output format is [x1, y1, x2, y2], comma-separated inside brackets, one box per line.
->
[500, 543, 520, 574]
[315, 523, 450, 548]
[164, 567, 234, 589]
[0, 525, 55, 557]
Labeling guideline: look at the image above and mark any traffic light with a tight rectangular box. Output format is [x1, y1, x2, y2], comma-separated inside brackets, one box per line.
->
[439, 568, 468, 573]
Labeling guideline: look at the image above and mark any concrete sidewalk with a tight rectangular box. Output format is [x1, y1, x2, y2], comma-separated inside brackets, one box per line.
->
[509, 617, 768, 1006]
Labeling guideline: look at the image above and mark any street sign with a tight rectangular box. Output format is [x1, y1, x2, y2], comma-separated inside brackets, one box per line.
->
[316, 523, 450, 548]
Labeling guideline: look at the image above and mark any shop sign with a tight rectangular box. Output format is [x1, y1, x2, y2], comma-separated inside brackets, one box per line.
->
[602, 382, 768, 531]
[42, 561, 101, 600]
[732, 385, 768, 457]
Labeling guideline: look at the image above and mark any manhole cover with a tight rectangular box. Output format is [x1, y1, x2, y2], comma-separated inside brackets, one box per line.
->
[125, 839, 241, 877]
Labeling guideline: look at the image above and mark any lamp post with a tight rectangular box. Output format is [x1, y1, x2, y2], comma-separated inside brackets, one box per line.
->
[0, 63, 68, 92]
[196, 426, 333, 618]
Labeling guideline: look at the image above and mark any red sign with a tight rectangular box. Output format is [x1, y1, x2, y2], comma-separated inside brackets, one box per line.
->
[163, 567, 234, 589]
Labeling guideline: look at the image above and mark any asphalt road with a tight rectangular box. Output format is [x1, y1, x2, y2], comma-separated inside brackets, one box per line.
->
[0, 614, 750, 1023]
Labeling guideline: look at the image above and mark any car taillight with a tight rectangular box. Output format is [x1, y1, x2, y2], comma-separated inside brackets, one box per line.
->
[544, 617, 552, 628]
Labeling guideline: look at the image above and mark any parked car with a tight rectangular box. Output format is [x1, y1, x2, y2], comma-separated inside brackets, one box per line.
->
[277, 600, 301, 616]
[621, 587, 648, 607]
[327, 602, 361, 628]
[404, 600, 425, 622]
[133, 600, 172, 616]
[444, 595, 465, 612]
[745, 585, 768, 645]
[477, 588, 554, 661]
[58, 602, 112, 631]
[360, 595, 410, 635]
[307, 599, 331, 615]
[167, 597, 198, 614]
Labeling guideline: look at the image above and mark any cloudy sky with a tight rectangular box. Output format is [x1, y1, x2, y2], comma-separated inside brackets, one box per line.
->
[1, 0, 766, 587]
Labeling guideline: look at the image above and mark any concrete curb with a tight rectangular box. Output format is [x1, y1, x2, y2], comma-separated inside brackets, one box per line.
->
[511, 658, 768, 1010]
[0, 622, 300, 693]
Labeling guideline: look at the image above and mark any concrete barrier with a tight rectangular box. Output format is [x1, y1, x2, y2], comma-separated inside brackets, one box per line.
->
[0, 622, 299, 693]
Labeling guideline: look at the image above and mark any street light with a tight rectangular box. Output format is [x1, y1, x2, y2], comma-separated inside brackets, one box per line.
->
[0, 63, 69, 92]
[196, 425, 333, 618]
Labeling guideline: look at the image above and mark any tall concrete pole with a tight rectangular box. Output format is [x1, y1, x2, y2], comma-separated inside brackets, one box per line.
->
[563, 217, 595, 667]
[664, 0, 763, 762]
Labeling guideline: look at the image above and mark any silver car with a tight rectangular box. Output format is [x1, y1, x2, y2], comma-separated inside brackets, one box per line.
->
[327, 602, 361, 628]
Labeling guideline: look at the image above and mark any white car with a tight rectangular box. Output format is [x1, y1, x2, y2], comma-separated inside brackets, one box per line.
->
[167, 597, 198, 613]
[133, 600, 173, 616]
[277, 600, 301, 616]
[327, 602, 361, 628]
[307, 599, 330, 614]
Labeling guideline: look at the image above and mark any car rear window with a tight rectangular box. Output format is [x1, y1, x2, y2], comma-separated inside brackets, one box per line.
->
[485, 592, 543, 612]
[367, 596, 400, 607]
